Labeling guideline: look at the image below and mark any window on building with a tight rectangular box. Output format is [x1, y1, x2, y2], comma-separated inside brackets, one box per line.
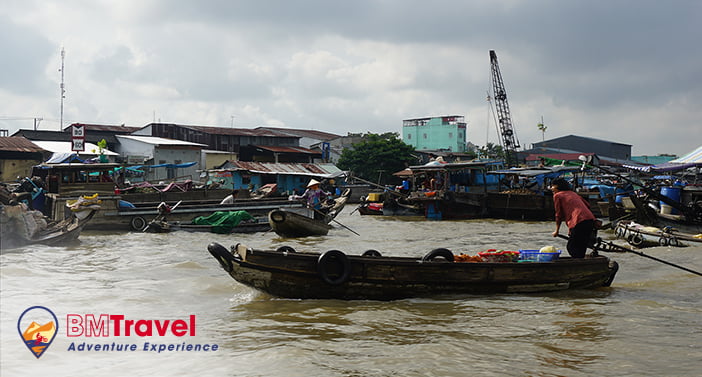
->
[423, 133, 427, 139]
[407, 134, 412, 139]
[449, 132, 453, 139]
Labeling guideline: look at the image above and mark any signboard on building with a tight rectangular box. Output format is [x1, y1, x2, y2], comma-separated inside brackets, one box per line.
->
[71, 125, 85, 152]
[127, 155, 147, 164]
[71, 139, 85, 152]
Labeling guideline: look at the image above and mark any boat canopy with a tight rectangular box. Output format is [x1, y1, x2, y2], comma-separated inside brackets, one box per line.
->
[623, 145, 702, 172]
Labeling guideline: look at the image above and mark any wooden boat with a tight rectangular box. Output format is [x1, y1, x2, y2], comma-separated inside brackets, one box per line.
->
[356, 202, 383, 216]
[268, 189, 351, 237]
[614, 220, 702, 247]
[1, 205, 99, 250]
[145, 213, 271, 234]
[207, 242, 619, 300]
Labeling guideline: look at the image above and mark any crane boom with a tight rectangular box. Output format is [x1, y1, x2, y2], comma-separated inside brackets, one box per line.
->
[489, 50, 520, 167]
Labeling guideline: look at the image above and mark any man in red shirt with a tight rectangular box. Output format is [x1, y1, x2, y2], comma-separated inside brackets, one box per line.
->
[550, 178, 596, 258]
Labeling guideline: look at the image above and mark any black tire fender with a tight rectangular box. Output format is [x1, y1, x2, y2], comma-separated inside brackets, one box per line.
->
[317, 250, 351, 285]
[207, 242, 235, 272]
[627, 233, 644, 247]
[130, 216, 147, 231]
[422, 248, 454, 262]
[361, 249, 382, 257]
[658, 237, 668, 246]
[276, 245, 296, 253]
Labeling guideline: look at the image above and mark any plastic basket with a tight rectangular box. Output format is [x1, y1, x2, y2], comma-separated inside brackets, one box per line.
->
[478, 250, 520, 263]
[518, 250, 561, 262]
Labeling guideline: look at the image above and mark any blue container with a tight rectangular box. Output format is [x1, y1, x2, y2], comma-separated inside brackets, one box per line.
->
[660, 187, 682, 214]
[518, 250, 561, 262]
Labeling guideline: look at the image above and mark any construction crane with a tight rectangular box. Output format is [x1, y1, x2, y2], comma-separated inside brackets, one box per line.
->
[489, 50, 520, 167]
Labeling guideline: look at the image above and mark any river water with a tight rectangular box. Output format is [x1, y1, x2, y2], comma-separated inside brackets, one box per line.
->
[1, 212, 701, 376]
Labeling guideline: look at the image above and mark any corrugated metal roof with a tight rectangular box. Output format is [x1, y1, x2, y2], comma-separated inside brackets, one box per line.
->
[255, 127, 341, 141]
[219, 161, 343, 178]
[0, 137, 45, 152]
[253, 145, 320, 154]
[116, 135, 207, 147]
[65, 123, 141, 133]
[151, 123, 292, 137]
[525, 153, 595, 161]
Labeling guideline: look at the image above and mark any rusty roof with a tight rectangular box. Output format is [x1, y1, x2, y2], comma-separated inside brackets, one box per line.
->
[148, 123, 294, 137]
[217, 161, 344, 177]
[64, 123, 142, 133]
[0, 137, 46, 152]
[253, 145, 320, 154]
[255, 127, 341, 141]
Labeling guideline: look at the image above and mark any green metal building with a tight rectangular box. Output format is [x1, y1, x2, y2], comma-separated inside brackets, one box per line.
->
[402, 115, 467, 152]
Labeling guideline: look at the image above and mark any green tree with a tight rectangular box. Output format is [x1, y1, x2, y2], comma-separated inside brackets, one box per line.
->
[337, 133, 416, 184]
[477, 142, 505, 160]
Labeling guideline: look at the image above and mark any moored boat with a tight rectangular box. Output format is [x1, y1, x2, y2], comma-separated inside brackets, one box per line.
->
[1, 204, 99, 250]
[144, 210, 271, 234]
[207, 243, 619, 300]
[614, 220, 702, 247]
[268, 188, 351, 237]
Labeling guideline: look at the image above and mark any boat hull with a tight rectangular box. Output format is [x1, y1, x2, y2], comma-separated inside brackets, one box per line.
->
[1, 208, 98, 250]
[208, 243, 619, 300]
[268, 209, 331, 237]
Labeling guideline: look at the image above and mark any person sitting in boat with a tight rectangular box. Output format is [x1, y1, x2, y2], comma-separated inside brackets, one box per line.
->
[220, 189, 239, 205]
[550, 178, 597, 258]
[290, 179, 328, 219]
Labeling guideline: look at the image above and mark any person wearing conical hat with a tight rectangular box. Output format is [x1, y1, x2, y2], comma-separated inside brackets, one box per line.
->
[290, 178, 328, 219]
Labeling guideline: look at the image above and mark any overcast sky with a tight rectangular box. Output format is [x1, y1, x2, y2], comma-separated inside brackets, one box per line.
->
[1, 0, 700, 156]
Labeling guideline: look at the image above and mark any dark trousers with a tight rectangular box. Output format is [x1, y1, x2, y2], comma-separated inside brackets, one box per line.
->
[567, 219, 595, 258]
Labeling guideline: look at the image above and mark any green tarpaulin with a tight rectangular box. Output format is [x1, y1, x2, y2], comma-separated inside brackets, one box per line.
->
[192, 211, 254, 234]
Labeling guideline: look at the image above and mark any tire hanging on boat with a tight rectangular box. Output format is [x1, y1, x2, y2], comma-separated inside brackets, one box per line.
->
[276, 246, 296, 253]
[130, 216, 147, 231]
[317, 250, 351, 285]
[422, 248, 454, 262]
[207, 242, 235, 272]
[658, 237, 668, 246]
[627, 233, 644, 247]
[361, 249, 382, 257]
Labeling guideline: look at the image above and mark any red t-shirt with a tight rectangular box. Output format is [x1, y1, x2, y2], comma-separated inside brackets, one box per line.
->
[553, 190, 595, 229]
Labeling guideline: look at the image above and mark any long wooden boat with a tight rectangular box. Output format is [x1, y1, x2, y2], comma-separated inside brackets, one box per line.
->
[207, 242, 619, 300]
[268, 189, 351, 237]
[1, 206, 98, 250]
[146, 217, 271, 234]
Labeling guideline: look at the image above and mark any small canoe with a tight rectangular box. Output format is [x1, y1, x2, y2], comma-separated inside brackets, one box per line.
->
[268, 209, 332, 237]
[268, 188, 351, 237]
[207, 242, 619, 300]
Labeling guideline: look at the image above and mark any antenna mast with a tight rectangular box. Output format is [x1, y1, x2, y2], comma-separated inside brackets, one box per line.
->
[59, 47, 66, 131]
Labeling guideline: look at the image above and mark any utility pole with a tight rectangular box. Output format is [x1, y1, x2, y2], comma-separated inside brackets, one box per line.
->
[59, 47, 66, 131]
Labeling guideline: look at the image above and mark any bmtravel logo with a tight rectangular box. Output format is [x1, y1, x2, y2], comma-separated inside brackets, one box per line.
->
[17, 306, 59, 358]
[17, 307, 219, 358]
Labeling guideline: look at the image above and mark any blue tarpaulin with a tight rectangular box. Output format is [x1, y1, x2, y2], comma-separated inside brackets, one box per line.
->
[130, 162, 197, 169]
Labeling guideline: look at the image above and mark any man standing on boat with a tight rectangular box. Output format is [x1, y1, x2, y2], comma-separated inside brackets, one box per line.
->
[550, 177, 596, 258]
[290, 179, 328, 219]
